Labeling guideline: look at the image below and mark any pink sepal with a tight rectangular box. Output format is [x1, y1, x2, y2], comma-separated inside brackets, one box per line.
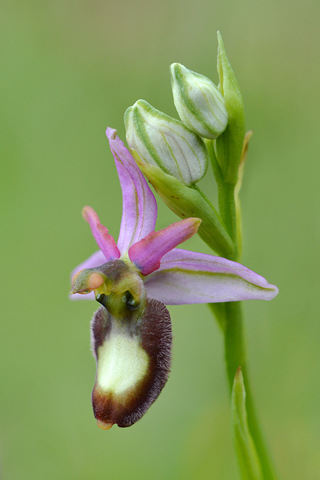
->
[107, 128, 157, 254]
[143, 248, 279, 304]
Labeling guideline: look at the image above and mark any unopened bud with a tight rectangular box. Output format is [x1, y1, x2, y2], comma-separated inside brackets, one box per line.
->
[125, 99, 208, 186]
[170, 63, 228, 140]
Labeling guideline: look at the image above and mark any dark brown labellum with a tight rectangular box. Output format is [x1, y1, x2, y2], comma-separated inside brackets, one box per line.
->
[91, 298, 172, 428]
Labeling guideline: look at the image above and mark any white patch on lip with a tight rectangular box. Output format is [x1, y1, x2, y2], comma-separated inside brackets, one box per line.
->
[96, 324, 149, 396]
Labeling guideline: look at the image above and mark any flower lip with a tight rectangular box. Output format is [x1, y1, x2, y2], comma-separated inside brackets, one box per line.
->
[91, 298, 172, 428]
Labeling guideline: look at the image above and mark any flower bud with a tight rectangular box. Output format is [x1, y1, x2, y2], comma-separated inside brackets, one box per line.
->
[170, 63, 228, 140]
[124, 100, 208, 186]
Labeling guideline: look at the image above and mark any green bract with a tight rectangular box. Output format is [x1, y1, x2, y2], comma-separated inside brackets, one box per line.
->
[133, 156, 235, 258]
[125, 99, 209, 186]
[170, 63, 228, 140]
[231, 368, 263, 480]
[215, 32, 246, 184]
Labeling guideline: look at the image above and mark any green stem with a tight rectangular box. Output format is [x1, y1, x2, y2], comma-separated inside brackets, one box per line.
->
[207, 139, 277, 479]
[206, 139, 238, 259]
[218, 182, 238, 258]
[209, 302, 277, 480]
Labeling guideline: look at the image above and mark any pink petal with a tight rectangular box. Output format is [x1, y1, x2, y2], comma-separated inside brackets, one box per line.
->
[70, 250, 106, 301]
[143, 249, 279, 304]
[82, 206, 120, 261]
[106, 128, 157, 254]
[128, 218, 201, 275]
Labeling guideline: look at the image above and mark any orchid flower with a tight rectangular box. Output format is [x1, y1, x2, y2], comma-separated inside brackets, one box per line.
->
[70, 128, 278, 431]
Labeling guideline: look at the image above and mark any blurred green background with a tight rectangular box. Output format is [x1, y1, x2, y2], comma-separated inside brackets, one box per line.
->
[1, 0, 319, 479]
